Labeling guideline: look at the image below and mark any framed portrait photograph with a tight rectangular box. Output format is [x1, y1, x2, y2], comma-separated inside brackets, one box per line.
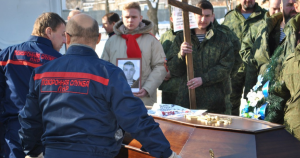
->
[116, 58, 142, 93]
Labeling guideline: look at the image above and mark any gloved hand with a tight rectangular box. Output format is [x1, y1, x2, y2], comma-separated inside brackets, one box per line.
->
[25, 153, 43, 158]
[168, 151, 182, 158]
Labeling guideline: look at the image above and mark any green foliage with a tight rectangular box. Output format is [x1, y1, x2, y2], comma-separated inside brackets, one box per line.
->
[261, 46, 285, 122]
[252, 46, 285, 123]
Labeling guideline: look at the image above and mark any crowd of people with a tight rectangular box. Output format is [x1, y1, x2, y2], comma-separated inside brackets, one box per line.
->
[1, 0, 300, 157]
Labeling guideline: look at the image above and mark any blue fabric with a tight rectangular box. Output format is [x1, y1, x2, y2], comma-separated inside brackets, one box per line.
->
[0, 122, 5, 158]
[18, 45, 172, 158]
[3, 118, 25, 158]
[280, 27, 286, 43]
[242, 13, 251, 19]
[0, 36, 62, 157]
[44, 147, 111, 158]
[0, 36, 62, 122]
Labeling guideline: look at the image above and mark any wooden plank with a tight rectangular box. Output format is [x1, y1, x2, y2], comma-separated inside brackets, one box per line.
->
[155, 119, 195, 153]
[256, 129, 300, 158]
[182, 0, 196, 109]
[152, 114, 285, 133]
[122, 119, 195, 154]
[179, 128, 257, 158]
[168, 0, 202, 15]
[117, 115, 300, 158]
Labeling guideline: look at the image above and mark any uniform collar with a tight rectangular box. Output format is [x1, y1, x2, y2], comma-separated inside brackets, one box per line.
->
[191, 22, 214, 39]
[266, 12, 283, 33]
[108, 32, 115, 37]
[27, 35, 54, 48]
[285, 13, 300, 34]
[66, 44, 98, 57]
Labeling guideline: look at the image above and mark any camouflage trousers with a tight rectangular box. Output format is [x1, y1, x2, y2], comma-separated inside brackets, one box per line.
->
[224, 94, 232, 115]
[284, 108, 300, 141]
[162, 92, 178, 104]
[230, 71, 245, 116]
[244, 64, 258, 100]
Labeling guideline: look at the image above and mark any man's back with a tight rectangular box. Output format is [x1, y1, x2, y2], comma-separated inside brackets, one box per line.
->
[222, 2, 267, 115]
[0, 36, 61, 121]
[19, 45, 173, 158]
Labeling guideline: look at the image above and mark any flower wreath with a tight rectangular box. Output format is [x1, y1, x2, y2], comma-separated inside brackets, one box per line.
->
[241, 46, 286, 122]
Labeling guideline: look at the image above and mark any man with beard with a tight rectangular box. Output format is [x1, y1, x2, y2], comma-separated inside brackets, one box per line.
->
[222, 0, 267, 116]
[278, 0, 300, 140]
[240, 0, 296, 123]
[167, 0, 234, 113]
[254, 0, 297, 74]
[239, 0, 281, 109]
[249, 1, 300, 125]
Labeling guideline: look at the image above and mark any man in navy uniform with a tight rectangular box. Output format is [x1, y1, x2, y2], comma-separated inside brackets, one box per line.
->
[18, 14, 181, 158]
[0, 12, 65, 158]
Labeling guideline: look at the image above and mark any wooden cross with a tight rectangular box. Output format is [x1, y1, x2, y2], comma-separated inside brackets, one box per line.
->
[168, 0, 202, 109]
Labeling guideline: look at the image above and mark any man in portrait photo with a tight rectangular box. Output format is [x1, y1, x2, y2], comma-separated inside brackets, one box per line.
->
[123, 61, 139, 88]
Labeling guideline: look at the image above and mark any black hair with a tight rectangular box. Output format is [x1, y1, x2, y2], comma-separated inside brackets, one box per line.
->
[103, 12, 120, 24]
[196, 0, 214, 13]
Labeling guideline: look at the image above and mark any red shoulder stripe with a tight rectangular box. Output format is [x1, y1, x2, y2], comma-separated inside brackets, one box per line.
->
[0, 60, 42, 68]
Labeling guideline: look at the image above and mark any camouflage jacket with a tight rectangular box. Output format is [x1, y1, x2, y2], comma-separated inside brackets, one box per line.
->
[258, 15, 300, 123]
[213, 20, 242, 78]
[280, 13, 300, 61]
[158, 29, 180, 93]
[222, 3, 267, 72]
[241, 12, 281, 65]
[281, 44, 300, 140]
[249, 12, 283, 74]
[264, 14, 300, 78]
[167, 24, 234, 112]
[240, 12, 282, 95]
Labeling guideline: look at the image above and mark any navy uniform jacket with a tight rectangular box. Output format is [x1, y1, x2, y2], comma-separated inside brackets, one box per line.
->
[18, 45, 172, 158]
[0, 36, 62, 122]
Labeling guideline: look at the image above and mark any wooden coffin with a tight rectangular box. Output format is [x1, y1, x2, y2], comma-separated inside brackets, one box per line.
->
[116, 113, 300, 158]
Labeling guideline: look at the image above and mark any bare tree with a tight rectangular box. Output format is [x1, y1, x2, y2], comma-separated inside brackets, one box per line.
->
[168, 5, 172, 29]
[226, 0, 232, 11]
[146, 0, 160, 36]
[105, 0, 110, 14]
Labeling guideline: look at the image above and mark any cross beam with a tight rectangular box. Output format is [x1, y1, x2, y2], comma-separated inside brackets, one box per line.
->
[168, 0, 202, 109]
[168, 0, 202, 15]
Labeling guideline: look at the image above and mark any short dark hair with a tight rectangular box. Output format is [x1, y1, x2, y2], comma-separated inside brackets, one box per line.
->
[124, 61, 135, 67]
[196, 0, 214, 13]
[103, 12, 120, 24]
[32, 12, 66, 37]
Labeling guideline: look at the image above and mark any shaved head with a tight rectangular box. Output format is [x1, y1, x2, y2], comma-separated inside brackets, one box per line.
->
[68, 10, 81, 20]
[66, 14, 99, 46]
[269, 0, 281, 15]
